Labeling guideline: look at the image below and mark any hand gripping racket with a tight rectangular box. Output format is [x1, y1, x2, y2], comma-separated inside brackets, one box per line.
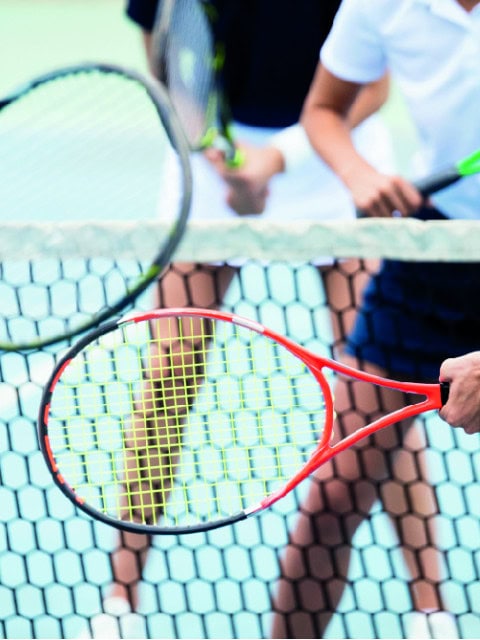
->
[39, 308, 449, 535]
[0, 62, 191, 351]
[151, 0, 244, 167]
[356, 147, 480, 217]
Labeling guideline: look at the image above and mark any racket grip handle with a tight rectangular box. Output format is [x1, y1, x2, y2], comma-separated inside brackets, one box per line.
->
[225, 146, 245, 168]
[414, 168, 461, 197]
[440, 381, 450, 406]
[355, 167, 461, 218]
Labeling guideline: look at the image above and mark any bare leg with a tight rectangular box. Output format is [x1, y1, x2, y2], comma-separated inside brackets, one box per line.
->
[271, 261, 447, 638]
[271, 357, 419, 638]
[109, 262, 237, 610]
[319, 258, 379, 358]
[385, 423, 445, 612]
[321, 259, 446, 614]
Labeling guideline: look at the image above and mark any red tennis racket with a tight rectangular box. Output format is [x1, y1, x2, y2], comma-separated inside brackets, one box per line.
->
[39, 308, 449, 534]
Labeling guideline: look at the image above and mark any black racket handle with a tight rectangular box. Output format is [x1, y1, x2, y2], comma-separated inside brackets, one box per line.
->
[413, 167, 461, 197]
[440, 381, 450, 406]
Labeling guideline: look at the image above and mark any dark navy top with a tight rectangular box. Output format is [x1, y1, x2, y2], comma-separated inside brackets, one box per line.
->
[126, 0, 340, 127]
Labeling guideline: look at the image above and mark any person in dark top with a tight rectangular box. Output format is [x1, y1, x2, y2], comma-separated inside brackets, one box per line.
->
[127, 0, 339, 127]
[127, 0, 393, 217]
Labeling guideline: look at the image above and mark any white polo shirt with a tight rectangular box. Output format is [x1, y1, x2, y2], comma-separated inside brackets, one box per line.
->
[321, 0, 480, 220]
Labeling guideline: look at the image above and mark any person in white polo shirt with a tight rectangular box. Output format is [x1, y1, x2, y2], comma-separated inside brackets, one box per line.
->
[271, 1, 480, 639]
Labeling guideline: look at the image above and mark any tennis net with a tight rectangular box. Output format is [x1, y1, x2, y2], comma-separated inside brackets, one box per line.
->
[1, 217, 479, 640]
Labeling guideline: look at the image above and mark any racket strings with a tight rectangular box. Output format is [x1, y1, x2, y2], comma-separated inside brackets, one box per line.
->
[2, 72, 170, 221]
[47, 315, 327, 528]
[0, 66, 187, 348]
[123, 322, 211, 524]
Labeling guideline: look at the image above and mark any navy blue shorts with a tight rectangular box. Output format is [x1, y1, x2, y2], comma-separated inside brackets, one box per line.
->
[345, 207, 480, 381]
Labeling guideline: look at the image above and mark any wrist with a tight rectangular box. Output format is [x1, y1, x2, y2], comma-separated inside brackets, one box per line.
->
[268, 124, 313, 173]
[264, 146, 286, 176]
[337, 155, 374, 189]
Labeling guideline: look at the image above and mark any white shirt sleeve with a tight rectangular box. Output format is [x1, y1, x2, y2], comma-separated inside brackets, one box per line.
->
[320, 0, 387, 83]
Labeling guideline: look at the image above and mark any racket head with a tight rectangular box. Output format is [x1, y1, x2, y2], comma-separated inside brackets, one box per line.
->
[0, 62, 192, 351]
[39, 308, 332, 534]
[152, 0, 241, 165]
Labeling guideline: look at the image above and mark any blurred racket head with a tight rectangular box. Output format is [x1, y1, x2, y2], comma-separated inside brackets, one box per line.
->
[152, 0, 241, 165]
[39, 308, 329, 534]
[0, 63, 192, 351]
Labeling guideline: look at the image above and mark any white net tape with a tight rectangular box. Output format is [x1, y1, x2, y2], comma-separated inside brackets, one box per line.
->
[2, 218, 480, 262]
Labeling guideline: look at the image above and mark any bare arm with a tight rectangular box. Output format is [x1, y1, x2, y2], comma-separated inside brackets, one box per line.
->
[347, 72, 390, 129]
[300, 64, 422, 217]
[142, 31, 155, 75]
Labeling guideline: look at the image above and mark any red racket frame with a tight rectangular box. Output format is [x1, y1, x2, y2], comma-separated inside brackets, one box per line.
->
[39, 307, 448, 533]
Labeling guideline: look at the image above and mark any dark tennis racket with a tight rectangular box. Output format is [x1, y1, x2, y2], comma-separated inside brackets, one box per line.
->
[414, 147, 480, 196]
[39, 308, 449, 534]
[151, 0, 243, 167]
[0, 63, 191, 351]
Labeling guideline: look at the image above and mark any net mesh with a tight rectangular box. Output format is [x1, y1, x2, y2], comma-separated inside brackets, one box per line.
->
[1, 218, 480, 639]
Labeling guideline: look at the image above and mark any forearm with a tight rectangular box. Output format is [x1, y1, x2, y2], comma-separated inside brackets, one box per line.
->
[301, 100, 374, 191]
[142, 31, 155, 75]
[346, 74, 390, 130]
[300, 65, 372, 186]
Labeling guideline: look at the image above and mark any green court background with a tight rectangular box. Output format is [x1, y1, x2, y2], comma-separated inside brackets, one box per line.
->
[0, 1, 147, 91]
